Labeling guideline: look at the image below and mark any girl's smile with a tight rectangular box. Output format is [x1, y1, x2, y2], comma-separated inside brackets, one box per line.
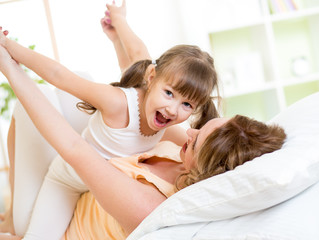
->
[154, 111, 171, 127]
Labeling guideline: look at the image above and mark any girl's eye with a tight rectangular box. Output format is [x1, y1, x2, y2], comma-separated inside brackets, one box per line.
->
[183, 102, 193, 109]
[165, 90, 173, 97]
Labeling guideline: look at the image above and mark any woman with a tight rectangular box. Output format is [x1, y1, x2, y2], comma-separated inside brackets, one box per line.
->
[0, 43, 286, 239]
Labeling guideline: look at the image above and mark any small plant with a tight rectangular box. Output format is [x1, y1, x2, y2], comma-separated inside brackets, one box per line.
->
[0, 41, 45, 119]
[0, 81, 15, 118]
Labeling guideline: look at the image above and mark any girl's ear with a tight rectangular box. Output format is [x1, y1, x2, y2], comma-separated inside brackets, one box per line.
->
[144, 64, 156, 87]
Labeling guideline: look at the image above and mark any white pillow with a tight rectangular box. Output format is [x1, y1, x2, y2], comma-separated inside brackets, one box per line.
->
[193, 180, 319, 240]
[128, 92, 319, 240]
[133, 180, 319, 240]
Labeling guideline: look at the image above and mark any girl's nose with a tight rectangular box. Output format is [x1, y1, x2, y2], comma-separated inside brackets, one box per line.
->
[165, 103, 178, 117]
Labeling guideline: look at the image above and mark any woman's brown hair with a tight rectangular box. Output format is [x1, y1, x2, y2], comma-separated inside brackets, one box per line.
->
[178, 115, 287, 189]
[77, 45, 220, 128]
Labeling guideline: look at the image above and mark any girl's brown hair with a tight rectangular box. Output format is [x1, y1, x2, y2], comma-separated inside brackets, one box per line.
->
[77, 45, 220, 128]
[177, 115, 287, 189]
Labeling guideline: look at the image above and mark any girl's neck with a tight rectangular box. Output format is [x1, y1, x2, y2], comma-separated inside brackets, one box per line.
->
[137, 88, 158, 136]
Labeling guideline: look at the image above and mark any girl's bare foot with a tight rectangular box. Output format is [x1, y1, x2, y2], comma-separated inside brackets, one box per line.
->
[0, 211, 14, 235]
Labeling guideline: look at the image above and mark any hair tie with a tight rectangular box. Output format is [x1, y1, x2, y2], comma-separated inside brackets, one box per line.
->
[152, 59, 157, 66]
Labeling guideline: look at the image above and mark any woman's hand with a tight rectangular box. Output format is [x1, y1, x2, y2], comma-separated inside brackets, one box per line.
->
[0, 45, 16, 75]
[0, 26, 9, 47]
[0, 45, 11, 63]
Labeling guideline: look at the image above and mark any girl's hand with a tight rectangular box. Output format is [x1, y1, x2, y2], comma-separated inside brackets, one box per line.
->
[106, 0, 127, 27]
[100, 10, 119, 42]
[0, 26, 9, 47]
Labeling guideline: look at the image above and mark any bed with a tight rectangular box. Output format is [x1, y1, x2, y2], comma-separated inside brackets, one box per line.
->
[12, 79, 319, 239]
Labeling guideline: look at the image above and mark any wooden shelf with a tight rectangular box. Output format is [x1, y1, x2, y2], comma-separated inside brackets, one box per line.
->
[178, 0, 319, 121]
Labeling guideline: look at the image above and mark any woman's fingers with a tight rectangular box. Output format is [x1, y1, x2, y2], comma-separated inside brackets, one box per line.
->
[0, 26, 9, 36]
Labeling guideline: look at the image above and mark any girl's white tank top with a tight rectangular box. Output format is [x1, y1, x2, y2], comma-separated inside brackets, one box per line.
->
[81, 87, 165, 159]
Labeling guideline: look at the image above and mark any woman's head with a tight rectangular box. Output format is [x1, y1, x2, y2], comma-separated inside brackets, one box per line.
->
[178, 115, 287, 189]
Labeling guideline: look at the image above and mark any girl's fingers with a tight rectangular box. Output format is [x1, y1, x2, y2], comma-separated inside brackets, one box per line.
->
[102, 15, 111, 24]
[105, 18, 111, 25]
[106, 0, 118, 9]
[101, 17, 111, 26]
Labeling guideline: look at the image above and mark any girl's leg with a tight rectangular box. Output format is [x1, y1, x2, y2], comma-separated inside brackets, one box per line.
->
[23, 156, 88, 240]
[0, 118, 15, 235]
[11, 85, 64, 236]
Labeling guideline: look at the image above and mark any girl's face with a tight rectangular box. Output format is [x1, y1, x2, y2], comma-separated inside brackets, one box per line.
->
[180, 118, 229, 171]
[143, 77, 197, 132]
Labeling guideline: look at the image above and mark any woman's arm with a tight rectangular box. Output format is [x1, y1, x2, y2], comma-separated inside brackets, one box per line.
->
[0, 46, 165, 234]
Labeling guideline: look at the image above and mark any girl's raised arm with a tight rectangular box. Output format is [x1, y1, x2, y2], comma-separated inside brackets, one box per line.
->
[0, 30, 123, 113]
[101, 9, 131, 72]
[107, 0, 151, 63]
[0, 45, 166, 235]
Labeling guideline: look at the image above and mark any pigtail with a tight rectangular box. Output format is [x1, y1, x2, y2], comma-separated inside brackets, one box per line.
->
[191, 97, 221, 129]
[77, 59, 152, 114]
[110, 59, 152, 88]
[76, 102, 96, 115]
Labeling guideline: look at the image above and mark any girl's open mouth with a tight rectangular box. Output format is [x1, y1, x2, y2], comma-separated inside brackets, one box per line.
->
[154, 111, 171, 127]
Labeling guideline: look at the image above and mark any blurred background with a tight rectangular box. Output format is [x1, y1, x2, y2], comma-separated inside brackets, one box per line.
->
[1, 0, 319, 212]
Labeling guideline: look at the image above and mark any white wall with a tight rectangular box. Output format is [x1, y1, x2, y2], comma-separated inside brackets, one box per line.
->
[49, 0, 186, 83]
[1, 0, 187, 83]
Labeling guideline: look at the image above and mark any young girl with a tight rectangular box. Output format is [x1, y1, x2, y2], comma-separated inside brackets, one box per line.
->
[0, 2, 219, 240]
